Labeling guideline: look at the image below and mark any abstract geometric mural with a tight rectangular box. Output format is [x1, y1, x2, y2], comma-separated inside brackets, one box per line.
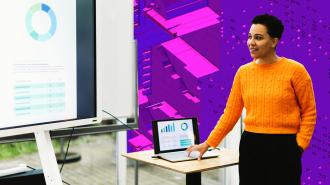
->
[130, 0, 330, 184]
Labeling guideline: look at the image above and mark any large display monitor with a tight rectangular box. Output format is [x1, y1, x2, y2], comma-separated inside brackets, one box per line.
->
[0, 0, 98, 138]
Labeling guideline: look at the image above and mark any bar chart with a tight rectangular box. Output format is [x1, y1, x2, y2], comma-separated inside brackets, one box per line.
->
[160, 122, 175, 133]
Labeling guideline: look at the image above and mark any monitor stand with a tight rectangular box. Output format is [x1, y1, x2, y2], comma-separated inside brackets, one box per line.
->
[34, 130, 63, 185]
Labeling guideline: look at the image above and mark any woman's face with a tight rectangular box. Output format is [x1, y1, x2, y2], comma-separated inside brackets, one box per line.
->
[247, 24, 278, 59]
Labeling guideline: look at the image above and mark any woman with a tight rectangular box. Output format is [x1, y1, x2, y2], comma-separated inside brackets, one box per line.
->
[187, 14, 316, 185]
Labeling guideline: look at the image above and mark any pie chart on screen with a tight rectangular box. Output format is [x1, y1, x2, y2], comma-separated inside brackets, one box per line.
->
[26, 3, 57, 41]
[181, 122, 189, 131]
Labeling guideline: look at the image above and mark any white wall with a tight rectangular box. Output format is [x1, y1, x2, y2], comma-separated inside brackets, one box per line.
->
[96, 0, 136, 119]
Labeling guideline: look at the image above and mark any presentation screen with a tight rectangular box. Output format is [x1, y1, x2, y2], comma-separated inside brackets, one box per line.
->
[0, 0, 96, 131]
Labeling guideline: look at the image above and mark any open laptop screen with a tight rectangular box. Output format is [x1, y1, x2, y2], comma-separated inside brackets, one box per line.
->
[152, 118, 200, 154]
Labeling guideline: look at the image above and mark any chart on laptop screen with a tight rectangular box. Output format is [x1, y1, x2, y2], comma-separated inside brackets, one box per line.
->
[158, 119, 195, 151]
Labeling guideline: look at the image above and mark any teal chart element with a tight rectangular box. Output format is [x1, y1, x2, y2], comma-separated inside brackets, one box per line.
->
[179, 139, 192, 147]
[26, 3, 57, 41]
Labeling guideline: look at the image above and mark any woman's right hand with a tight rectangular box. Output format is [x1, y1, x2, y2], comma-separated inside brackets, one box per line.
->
[186, 142, 210, 160]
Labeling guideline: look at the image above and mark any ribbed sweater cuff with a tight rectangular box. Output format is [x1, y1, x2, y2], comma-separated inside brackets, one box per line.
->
[206, 132, 225, 148]
[206, 139, 218, 148]
[297, 136, 309, 150]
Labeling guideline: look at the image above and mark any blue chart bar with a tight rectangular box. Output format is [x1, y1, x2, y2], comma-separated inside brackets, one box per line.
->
[161, 123, 176, 133]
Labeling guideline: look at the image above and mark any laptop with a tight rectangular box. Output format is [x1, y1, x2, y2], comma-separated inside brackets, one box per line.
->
[152, 118, 219, 162]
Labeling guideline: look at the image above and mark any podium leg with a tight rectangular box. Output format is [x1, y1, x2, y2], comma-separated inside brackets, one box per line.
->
[135, 161, 139, 185]
[186, 172, 201, 185]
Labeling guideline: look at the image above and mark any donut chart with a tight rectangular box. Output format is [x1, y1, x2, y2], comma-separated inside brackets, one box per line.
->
[26, 3, 57, 41]
[181, 122, 188, 131]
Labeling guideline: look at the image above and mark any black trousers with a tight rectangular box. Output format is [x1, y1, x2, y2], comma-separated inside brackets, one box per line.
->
[239, 131, 302, 185]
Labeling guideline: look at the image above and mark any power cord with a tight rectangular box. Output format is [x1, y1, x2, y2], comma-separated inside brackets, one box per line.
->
[62, 180, 71, 185]
[102, 110, 153, 151]
[27, 165, 35, 170]
[59, 127, 75, 173]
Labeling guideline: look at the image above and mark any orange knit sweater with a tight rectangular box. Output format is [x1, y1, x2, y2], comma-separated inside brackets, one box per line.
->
[206, 57, 317, 150]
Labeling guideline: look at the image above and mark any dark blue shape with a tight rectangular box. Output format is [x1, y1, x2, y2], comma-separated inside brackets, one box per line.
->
[42, 3, 50, 12]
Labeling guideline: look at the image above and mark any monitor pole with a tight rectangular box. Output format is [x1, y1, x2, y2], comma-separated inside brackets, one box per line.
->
[34, 130, 63, 185]
[116, 119, 127, 185]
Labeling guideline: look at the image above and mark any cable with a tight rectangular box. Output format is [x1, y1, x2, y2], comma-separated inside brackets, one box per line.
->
[63, 180, 71, 185]
[60, 127, 75, 173]
[27, 165, 36, 170]
[102, 110, 153, 151]
[57, 127, 75, 185]
[49, 129, 73, 185]
[102, 110, 143, 135]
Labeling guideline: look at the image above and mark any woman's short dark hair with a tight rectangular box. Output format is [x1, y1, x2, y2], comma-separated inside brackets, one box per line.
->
[252, 14, 284, 39]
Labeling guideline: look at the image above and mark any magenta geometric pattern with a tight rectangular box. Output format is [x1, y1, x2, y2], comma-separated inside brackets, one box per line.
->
[130, 1, 330, 184]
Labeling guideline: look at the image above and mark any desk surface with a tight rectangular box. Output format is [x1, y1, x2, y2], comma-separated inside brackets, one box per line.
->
[122, 148, 239, 174]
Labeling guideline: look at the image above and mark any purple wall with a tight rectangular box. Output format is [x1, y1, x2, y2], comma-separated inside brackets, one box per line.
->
[131, 0, 329, 184]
